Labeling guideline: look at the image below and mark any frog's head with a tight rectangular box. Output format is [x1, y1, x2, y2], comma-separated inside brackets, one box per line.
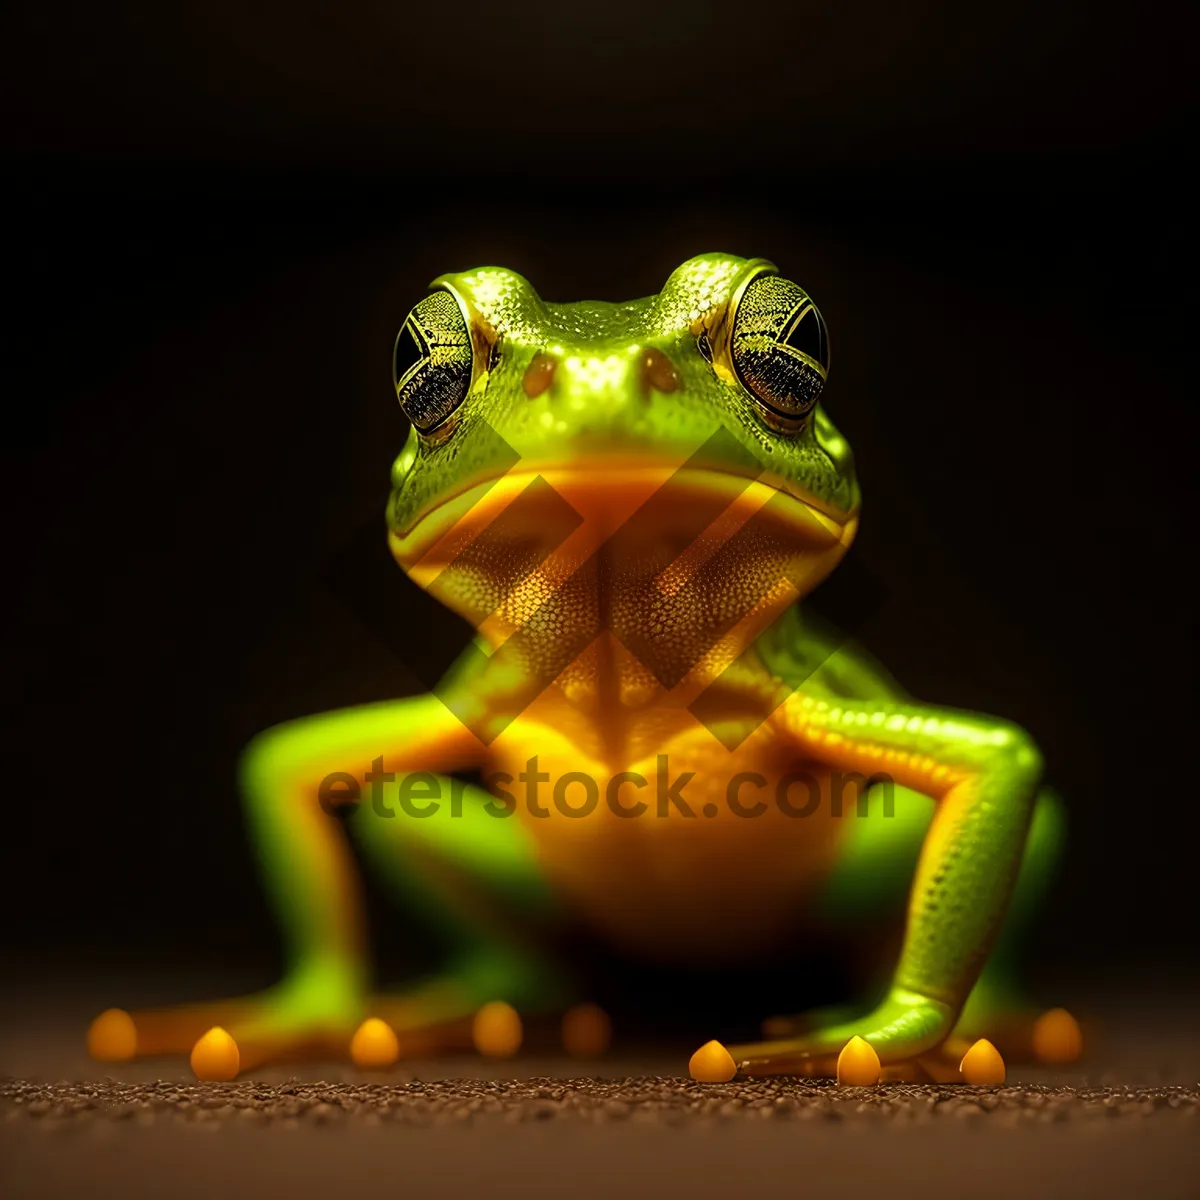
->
[387, 254, 859, 657]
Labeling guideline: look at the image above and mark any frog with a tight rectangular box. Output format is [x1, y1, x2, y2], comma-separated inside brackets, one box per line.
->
[87, 253, 1081, 1083]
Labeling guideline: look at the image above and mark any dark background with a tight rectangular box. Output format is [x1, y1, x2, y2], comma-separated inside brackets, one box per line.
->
[3, 3, 1195, 999]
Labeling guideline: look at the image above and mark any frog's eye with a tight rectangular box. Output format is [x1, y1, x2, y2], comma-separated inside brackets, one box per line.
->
[393, 290, 474, 434]
[730, 275, 829, 423]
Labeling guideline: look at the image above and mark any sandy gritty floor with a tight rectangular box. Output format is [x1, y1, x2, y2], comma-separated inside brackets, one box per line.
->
[2, 968, 1198, 1200]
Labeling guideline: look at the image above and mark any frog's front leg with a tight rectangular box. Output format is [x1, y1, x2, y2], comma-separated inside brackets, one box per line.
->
[728, 691, 1043, 1078]
[87, 692, 548, 1077]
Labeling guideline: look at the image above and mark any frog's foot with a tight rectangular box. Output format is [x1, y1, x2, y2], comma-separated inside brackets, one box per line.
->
[87, 982, 529, 1080]
[953, 986, 1084, 1065]
[696, 1032, 1008, 1085]
[760, 992, 1084, 1068]
[727, 987, 956, 1079]
[87, 968, 368, 1079]
[89, 951, 576, 1079]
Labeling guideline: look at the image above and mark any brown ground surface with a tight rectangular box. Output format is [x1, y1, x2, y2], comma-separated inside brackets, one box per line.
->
[2, 968, 1198, 1200]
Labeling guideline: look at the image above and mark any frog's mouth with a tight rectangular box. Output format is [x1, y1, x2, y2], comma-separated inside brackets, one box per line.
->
[388, 455, 857, 596]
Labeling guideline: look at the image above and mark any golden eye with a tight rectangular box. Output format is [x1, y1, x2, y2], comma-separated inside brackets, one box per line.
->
[731, 275, 829, 422]
[393, 290, 473, 433]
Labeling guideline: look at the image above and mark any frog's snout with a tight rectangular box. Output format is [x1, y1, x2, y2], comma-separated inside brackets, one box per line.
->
[520, 346, 681, 417]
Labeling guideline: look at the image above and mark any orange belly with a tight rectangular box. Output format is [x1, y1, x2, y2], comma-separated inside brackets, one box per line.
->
[489, 706, 849, 965]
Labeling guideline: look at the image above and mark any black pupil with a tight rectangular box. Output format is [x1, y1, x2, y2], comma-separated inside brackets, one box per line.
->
[393, 322, 426, 385]
[784, 305, 827, 369]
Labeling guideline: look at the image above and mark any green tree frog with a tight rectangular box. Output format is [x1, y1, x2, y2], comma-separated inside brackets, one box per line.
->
[88, 254, 1080, 1083]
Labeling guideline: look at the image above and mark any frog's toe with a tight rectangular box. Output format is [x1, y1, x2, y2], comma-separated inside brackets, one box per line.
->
[87, 1008, 138, 1061]
[472, 1000, 524, 1057]
[1031, 1007, 1084, 1063]
[835, 1036, 882, 1084]
[560, 1002, 612, 1058]
[689, 1039, 738, 1082]
[349, 1017, 401, 1069]
[190, 1026, 241, 1081]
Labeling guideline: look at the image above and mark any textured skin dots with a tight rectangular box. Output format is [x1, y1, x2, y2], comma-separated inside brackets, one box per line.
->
[394, 291, 473, 433]
[731, 275, 829, 420]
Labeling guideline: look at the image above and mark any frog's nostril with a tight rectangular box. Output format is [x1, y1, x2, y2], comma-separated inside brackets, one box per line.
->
[639, 347, 679, 395]
[522, 352, 558, 398]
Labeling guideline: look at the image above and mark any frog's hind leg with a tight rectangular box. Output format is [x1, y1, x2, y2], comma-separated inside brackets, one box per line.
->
[345, 771, 578, 1061]
[767, 781, 1081, 1065]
